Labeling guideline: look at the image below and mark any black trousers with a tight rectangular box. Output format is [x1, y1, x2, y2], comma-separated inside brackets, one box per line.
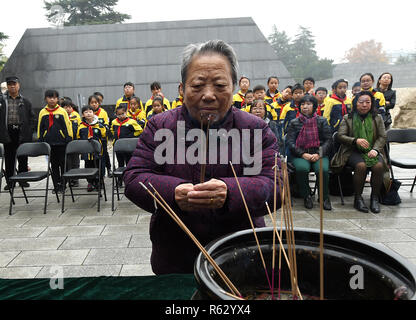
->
[4, 127, 28, 182]
[116, 152, 132, 168]
[50, 145, 66, 188]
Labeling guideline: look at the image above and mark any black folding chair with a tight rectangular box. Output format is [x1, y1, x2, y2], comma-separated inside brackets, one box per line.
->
[62, 140, 107, 213]
[111, 138, 139, 211]
[386, 128, 416, 192]
[8, 142, 59, 215]
[0, 143, 4, 193]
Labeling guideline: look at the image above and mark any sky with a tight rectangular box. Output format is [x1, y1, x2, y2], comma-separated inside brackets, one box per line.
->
[1, 0, 415, 63]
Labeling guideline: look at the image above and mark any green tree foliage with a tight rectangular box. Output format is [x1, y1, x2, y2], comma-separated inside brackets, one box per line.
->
[0, 32, 9, 71]
[44, 0, 131, 26]
[268, 25, 334, 83]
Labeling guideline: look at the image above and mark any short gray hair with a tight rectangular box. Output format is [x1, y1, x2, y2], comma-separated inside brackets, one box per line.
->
[181, 40, 238, 88]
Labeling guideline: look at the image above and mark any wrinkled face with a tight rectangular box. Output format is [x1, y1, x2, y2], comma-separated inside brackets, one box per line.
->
[239, 78, 250, 91]
[356, 94, 372, 115]
[251, 102, 266, 119]
[182, 53, 234, 125]
[89, 97, 100, 111]
[46, 96, 58, 107]
[303, 80, 314, 92]
[300, 101, 314, 116]
[380, 73, 392, 87]
[268, 78, 279, 93]
[315, 90, 327, 103]
[7, 81, 20, 96]
[124, 85, 134, 97]
[152, 100, 164, 114]
[245, 93, 254, 105]
[335, 83, 348, 98]
[360, 75, 373, 90]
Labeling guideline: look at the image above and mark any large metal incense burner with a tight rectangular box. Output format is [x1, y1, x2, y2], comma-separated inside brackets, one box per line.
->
[194, 227, 416, 300]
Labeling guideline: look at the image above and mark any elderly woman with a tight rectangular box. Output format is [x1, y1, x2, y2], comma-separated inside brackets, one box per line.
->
[286, 95, 332, 210]
[331, 91, 389, 214]
[123, 40, 279, 274]
[249, 99, 279, 139]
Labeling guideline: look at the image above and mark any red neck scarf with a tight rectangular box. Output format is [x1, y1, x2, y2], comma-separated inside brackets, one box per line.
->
[82, 121, 94, 139]
[94, 108, 102, 117]
[116, 118, 129, 138]
[46, 105, 60, 130]
[331, 94, 348, 116]
[317, 104, 324, 116]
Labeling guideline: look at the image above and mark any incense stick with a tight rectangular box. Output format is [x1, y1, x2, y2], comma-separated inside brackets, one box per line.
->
[266, 202, 303, 300]
[319, 147, 324, 300]
[140, 182, 242, 298]
[200, 114, 211, 183]
[271, 153, 278, 300]
[229, 161, 273, 294]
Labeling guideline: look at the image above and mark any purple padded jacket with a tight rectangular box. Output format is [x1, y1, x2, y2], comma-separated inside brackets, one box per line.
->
[124, 105, 280, 274]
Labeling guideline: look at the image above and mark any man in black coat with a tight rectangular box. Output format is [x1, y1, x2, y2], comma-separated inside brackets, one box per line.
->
[0, 76, 35, 189]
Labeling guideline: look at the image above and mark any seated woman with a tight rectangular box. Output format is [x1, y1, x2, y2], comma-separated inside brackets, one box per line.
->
[286, 95, 332, 210]
[249, 99, 279, 139]
[331, 91, 389, 214]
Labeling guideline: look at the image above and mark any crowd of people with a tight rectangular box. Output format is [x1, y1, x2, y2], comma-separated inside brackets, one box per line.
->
[234, 72, 395, 213]
[0, 40, 400, 274]
[0, 57, 397, 214]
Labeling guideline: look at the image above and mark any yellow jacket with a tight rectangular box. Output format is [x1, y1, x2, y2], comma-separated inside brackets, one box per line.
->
[323, 95, 352, 131]
[145, 96, 171, 117]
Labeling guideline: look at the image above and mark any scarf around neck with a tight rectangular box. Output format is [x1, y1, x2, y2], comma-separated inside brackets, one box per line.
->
[295, 113, 320, 150]
[353, 113, 378, 167]
[331, 94, 348, 116]
[45, 105, 60, 130]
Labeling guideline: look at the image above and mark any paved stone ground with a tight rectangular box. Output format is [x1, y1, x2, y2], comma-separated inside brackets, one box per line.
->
[0, 143, 415, 279]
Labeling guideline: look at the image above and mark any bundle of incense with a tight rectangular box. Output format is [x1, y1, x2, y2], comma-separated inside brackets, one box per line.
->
[139, 182, 242, 298]
[319, 147, 324, 300]
[280, 156, 300, 299]
[229, 161, 273, 295]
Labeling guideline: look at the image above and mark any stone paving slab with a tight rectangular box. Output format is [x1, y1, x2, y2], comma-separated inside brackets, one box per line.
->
[38, 226, 105, 237]
[59, 235, 131, 250]
[0, 267, 43, 279]
[0, 237, 66, 251]
[9, 250, 90, 267]
[0, 251, 21, 267]
[36, 265, 122, 278]
[83, 248, 152, 265]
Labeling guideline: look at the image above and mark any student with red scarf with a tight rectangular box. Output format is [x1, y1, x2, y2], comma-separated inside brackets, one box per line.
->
[111, 105, 142, 168]
[144, 82, 171, 117]
[232, 76, 250, 109]
[77, 106, 107, 192]
[37, 90, 73, 193]
[286, 95, 332, 210]
[323, 79, 352, 132]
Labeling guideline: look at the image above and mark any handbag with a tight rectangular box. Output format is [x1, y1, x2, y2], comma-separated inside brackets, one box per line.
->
[380, 178, 401, 205]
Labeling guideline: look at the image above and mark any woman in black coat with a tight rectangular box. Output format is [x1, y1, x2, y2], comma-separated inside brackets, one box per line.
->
[376, 72, 396, 129]
[286, 95, 332, 210]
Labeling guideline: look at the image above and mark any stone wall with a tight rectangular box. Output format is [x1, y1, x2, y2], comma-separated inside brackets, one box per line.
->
[391, 88, 416, 128]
